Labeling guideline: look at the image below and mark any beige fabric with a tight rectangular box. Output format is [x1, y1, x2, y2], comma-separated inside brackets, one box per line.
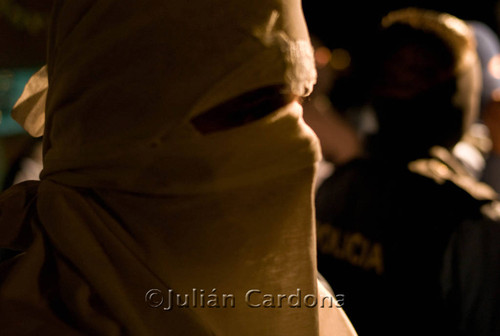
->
[1, 0, 356, 335]
[11, 66, 47, 138]
[318, 280, 358, 336]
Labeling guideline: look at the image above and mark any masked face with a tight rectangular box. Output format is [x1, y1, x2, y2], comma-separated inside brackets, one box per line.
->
[7, 1, 327, 334]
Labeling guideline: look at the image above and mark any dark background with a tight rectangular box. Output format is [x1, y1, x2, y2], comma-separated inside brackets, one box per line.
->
[0, 0, 53, 67]
[304, 1, 500, 51]
[303, 0, 500, 110]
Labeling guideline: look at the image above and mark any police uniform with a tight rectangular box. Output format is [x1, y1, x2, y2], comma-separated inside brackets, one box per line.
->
[316, 146, 500, 335]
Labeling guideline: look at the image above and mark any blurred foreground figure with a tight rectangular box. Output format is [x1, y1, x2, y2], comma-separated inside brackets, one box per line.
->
[316, 8, 500, 336]
[0, 1, 356, 335]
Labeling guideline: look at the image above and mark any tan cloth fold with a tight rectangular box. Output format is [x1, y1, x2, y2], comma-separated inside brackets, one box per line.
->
[0, 1, 356, 335]
[11, 66, 48, 138]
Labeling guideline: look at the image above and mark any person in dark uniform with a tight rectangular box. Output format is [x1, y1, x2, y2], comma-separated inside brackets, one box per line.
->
[315, 8, 500, 336]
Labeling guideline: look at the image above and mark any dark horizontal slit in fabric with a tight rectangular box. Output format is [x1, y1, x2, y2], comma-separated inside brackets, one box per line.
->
[190, 85, 294, 134]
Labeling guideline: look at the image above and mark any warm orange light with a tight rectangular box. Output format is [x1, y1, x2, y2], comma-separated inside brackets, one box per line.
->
[330, 48, 351, 71]
[315, 46, 332, 68]
[488, 54, 500, 79]
[491, 87, 500, 101]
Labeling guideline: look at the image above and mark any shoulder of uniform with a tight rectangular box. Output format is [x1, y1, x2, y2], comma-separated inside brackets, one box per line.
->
[408, 146, 498, 202]
[408, 156, 450, 184]
[481, 201, 500, 221]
